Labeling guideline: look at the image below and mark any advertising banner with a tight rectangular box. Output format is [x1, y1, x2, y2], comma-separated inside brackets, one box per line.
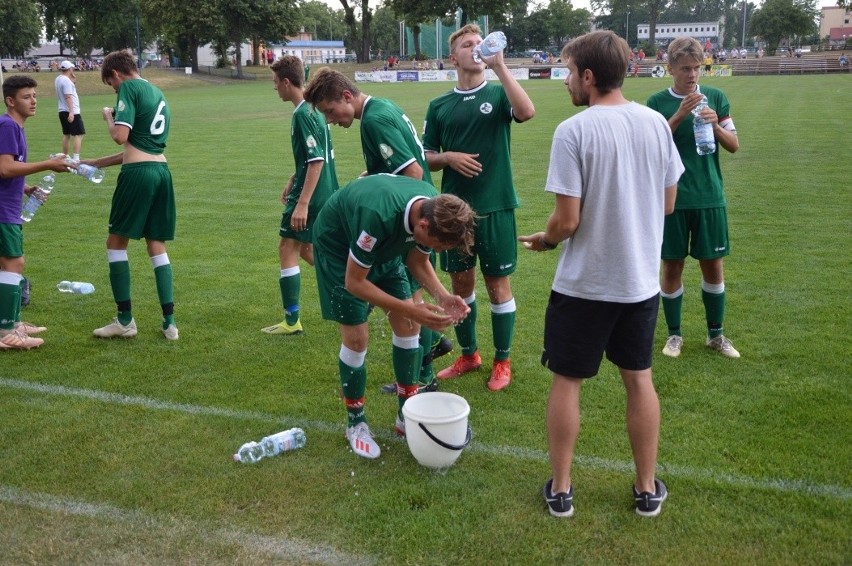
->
[529, 67, 552, 79]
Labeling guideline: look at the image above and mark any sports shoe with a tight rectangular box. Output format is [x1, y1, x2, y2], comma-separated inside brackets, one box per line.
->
[437, 351, 482, 380]
[543, 479, 574, 518]
[260, 320, 303, 335]
[0, 328, 44, 350]
[429, 335, 454, 362]
[633, 478, 668, 517]
[380, 379, 439, 395]
[706, 335, 740, 358]
[345, 422, 381, 459]
[662, 335, 683, 357]
[162, 324, 179, 341]
[16, 321, 46, 335]
[394, 415, 406, 437]
[487, 359, 511, 391]
[20, 278, 31, 307]
[93, 318, 138, 339]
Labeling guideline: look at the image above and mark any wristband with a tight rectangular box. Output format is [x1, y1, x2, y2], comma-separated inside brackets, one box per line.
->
[539, 236, 558, 250]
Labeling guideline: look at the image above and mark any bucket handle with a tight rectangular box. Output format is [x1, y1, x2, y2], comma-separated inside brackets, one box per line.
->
[418, 422, 472, 451]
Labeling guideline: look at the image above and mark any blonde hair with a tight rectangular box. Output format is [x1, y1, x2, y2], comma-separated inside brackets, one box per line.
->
[420, 194, 478, 255]
[449, 24, 482, 54]
[667, 37, 704, 65]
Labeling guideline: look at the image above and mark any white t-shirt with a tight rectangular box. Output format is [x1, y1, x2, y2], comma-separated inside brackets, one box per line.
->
[55, 74, 80, 114]
[545, 102, 684, 303]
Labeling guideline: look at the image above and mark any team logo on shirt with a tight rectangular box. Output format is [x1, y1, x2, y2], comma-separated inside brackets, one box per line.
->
[379, 144, 393, 160]
[357, 230, 377, 252]
[117, 100, 126, 112]
[306, 135, 317, 148]
[479, 102, 493, 114]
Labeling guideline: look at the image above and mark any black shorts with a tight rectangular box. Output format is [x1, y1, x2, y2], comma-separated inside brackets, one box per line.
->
[58, 112, 86, 136]
[541, 291, 659, 378]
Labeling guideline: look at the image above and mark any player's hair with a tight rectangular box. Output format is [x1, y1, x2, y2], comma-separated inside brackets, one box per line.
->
[3, 75, 37, 103]
[303, 68, 360, 105]
[449, 24, 482, 54]
[101, 50, 138, 84]
[561, 31, 629, 94]
[420, 194, 477, 255]
[667, 37, 704, 65]
[271, 55, 304, 88]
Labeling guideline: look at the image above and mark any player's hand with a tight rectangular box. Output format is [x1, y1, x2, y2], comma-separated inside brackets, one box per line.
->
[290, 202, 308, 231]
[436, 295, 470, 325]
[46, 153, 73, 173]
[479, 47, 505, 68]
[447, 152, 482, 178]
[410, 302, 456, 332]
[518, 231, 560, 252]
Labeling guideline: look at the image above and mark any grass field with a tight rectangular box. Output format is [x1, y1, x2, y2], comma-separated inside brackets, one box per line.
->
[0, 69, 849, 564]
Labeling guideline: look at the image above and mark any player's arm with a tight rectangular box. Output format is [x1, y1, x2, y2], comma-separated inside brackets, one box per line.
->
[425, 150, 482, 178]
[83, 153, 124, 168]
[711, 115, 739, 153]
[482, 51, 535, 122]
[518, 194, 580, 251]
[404, 249, 468, 329]
[398, 160, 423, 180]
[102, 106, 129, 145]
[291, 160, 323, 230]
[0, 153, 70, 178]
[664, 184, 677, 215]
[65, 95, 75, 121]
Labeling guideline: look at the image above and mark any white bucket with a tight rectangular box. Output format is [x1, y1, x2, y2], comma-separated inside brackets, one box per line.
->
[402, 392, 472, 469]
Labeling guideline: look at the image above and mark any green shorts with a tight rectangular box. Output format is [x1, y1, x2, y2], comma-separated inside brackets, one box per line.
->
[440, 208, 517, 276]
[109, 162, 176, 241]
[315, 250, 412, 326]
[279, 207, 314, 244]
[662, 207, 730, 261]
[0, 223, 23, 258]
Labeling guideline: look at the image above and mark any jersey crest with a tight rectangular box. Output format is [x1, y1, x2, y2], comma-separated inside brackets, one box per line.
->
[117, 100, 127, 112]
[306, 134, 317, 148]
[479, 102, 493, 114]
[379, 143, 394, 160]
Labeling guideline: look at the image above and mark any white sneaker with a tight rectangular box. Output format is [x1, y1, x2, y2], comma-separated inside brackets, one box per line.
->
[162, 324, 179, 341]
[345, 422, 381, 459]
[395, 415, 406, 437]
[662, 335, 683, 358]
[93, 318, 138, 338]
[706, 335, 740, 358]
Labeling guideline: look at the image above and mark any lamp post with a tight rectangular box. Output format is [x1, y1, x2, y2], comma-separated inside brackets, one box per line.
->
[626, 11, 631, 47]
[741, 1, 747, 48]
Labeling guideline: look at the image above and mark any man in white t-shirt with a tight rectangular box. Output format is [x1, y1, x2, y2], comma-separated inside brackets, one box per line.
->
[54, 60, 85, 160]
[519, 31, 683, 519]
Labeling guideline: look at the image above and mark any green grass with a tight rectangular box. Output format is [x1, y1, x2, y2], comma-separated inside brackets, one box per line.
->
[1, 69, 849, 564]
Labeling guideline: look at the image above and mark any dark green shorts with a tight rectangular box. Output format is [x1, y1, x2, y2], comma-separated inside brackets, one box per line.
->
[109, 162, 176, 241]
[661, 207, 730, 260]
[440, 208, 517, 277]
[315, 251, 412, 326]
[0, 223, 23, 258]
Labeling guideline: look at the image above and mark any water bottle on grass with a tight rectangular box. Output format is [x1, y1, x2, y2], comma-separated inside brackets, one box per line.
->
[234, 428, 306, 463]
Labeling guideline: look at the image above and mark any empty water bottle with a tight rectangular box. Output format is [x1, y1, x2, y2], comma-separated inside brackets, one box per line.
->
[21, 174, 55, 222]
[692, 95, 716, 155]
[234, 427, 306, 463]
[56, 280, 95, 294]
[473, 31, 507, 63]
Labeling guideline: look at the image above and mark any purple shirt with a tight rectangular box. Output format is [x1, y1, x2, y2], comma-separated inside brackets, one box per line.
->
[0, 114, 27, 224]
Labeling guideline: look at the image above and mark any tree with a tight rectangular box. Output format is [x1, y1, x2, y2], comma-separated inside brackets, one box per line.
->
[593, 0, 672, 49]
[297, 1, 348, 41]
[0, 0, 41, 57]
[218, 0, 299, 77]
[749, 0, 818, 54]
[143, 0, 221, 71]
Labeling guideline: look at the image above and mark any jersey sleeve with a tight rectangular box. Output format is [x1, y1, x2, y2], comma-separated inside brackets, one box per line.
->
[113, 84, 136, 129]
[362, 113, 417, 175]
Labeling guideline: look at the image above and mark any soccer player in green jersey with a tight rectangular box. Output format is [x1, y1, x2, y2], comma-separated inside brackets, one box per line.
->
[647, 37, 741, 359]
[304, 68, 452, 394]
[313, 174, 476, 458]
[0, 76, 70, 350]
[260, 56, 339, 336]
[422, 24, 536, 391]
[84, 50, 179, 341]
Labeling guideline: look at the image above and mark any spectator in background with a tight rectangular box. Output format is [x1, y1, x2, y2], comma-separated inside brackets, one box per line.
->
[739, 47, 747, 59]
[839, 53, 848, 67]
[55, 60, 85, 161]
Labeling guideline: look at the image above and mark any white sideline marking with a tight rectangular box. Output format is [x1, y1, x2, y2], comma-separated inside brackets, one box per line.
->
[2, 378, 850, 501]
[0, 485, 374, 565]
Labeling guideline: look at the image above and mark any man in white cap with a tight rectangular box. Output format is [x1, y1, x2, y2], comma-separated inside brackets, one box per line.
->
[55, 60, 85, 161]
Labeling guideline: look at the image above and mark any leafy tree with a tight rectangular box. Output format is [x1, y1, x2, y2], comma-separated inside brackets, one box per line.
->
[593, 0, 672, 49]
[0, 0, 41, 57]
[748, 0, 818, 54]
[142, 0, 221, 71]
[370, 6, 400, 58]
[297, 1, 348, 41]
[218, 0, 299, 77]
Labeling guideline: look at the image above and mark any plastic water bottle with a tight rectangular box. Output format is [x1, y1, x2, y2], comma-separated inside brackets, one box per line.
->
[473, 31, 507, 63]
[56, 280, 95, 294]
[21, 174, 55, 222]
[692, 95, 716, 155]
[233, 427, 306, 463]
[50, 154, 106, 183]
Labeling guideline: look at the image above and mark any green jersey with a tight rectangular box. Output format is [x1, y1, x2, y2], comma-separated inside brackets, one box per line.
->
[422, 82, 519, 214]
[646, 85, 733, 209]
[289, 100, 338, 215]
[113, 78, 170, 155]
[314, 175, 436, 269]
[360, 97, 432, 184]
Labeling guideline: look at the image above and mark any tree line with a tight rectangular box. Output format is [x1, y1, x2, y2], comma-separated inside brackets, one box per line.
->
[0, 0, 826, 74]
